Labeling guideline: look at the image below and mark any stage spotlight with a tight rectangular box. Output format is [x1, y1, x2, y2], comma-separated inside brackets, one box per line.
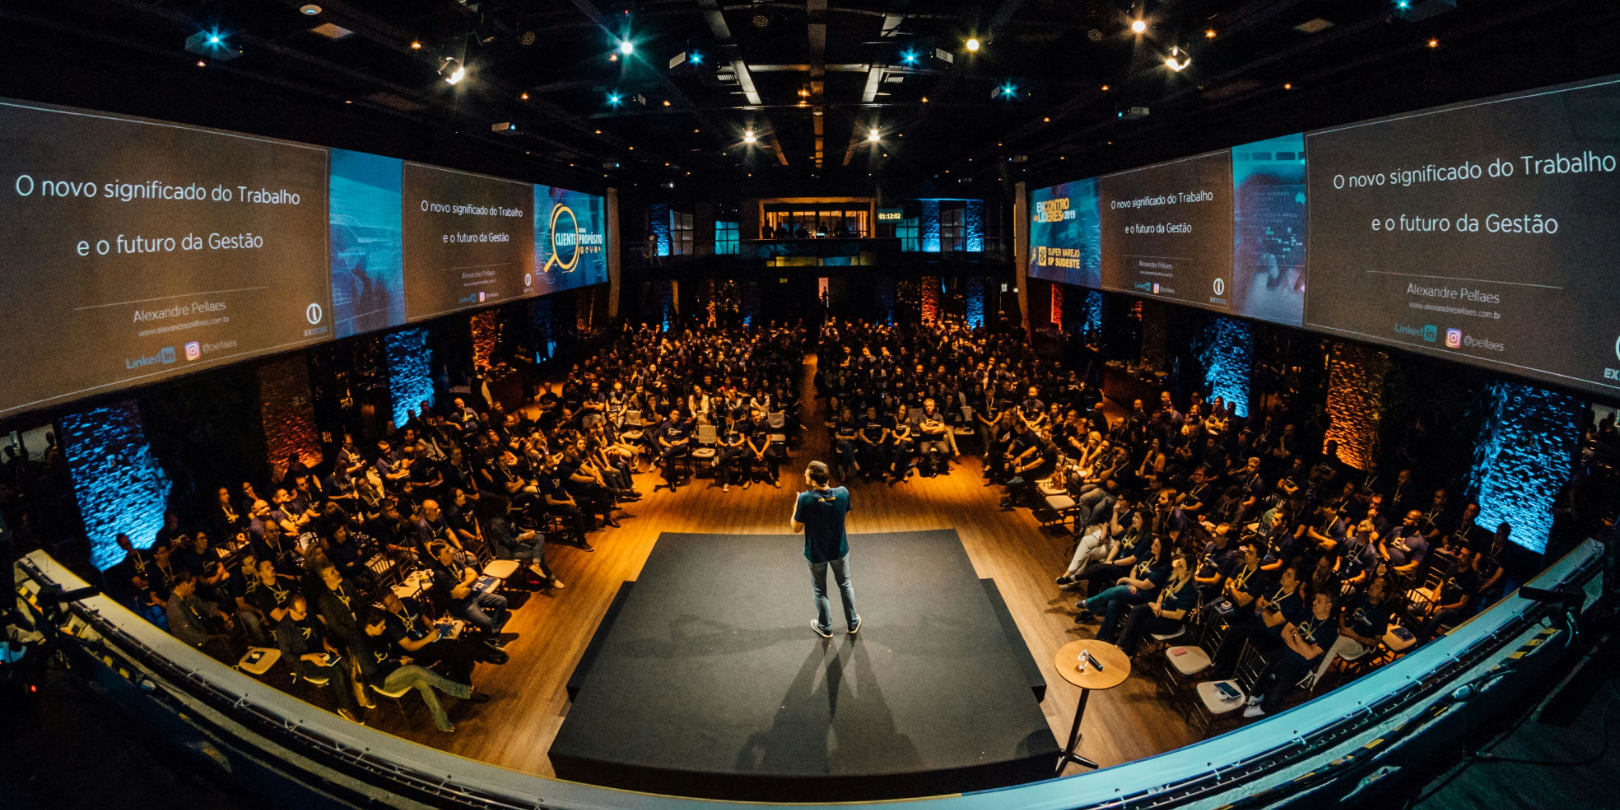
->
[410, 40, 421, 49]
[439, 57, 466, 85]
[619, 40, 634, 55]
[185, 29, 241, 61]
[867, 129, 881, 142]
[966, 37, 981, 52]
[900, 48, 919, 65]
[1165, 47, 1190, 71]
[300, 4, 322, 15]
[744, 130, 757, 143]
[608, 92, 623, 106]
[1205, 28, 1217, 38]
[1131, 19, 1147, 34]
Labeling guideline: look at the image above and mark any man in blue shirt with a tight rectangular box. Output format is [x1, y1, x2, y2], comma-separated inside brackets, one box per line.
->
[790, 461, 861, 638]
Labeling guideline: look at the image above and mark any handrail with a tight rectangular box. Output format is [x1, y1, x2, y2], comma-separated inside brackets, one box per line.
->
[13, 537, 1603, 809]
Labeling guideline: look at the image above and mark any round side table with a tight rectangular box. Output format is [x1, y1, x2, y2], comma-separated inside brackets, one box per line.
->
[1053, 639, 1131, 774]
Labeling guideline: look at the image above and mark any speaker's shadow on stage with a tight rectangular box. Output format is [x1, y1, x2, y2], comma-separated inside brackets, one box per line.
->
[733, 637, 921, 776]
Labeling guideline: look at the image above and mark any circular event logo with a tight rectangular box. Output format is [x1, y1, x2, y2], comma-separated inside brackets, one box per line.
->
[543, 204, 582, 273]
[1212, 277, 1225, 296]
[306, 303, 323, 325]
[525, 273, 534, 287]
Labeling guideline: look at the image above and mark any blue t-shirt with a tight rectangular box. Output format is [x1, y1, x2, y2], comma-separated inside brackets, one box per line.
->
[795, 487, 851, 563]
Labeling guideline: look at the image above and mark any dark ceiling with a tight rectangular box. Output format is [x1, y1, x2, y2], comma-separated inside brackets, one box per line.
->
[1, 0, 1618, 200]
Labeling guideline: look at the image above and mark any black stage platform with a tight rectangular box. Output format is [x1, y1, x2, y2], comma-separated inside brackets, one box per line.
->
[550, 529, 1059, 801]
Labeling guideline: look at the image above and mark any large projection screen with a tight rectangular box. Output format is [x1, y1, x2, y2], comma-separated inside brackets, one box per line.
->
[0, 99, 333, 417]
[1304, 76, 1620, 395]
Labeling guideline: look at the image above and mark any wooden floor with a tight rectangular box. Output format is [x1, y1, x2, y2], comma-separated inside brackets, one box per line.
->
[355, 353, 1196, 779]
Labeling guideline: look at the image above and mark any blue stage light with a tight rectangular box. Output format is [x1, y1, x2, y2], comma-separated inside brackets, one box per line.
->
[690, 51, 703, 65]
[608, 92, 623, 106]
[901, 48, 919, 65]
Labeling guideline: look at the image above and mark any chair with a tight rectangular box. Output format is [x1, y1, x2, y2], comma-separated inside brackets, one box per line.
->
[620, 410, 646, 443]
[1189, 640, 1266, 737]
[483, 558, 521, 581]
[766, 412, 788, 446]
[954, 406, 978, 452]
[690, 423, 718, 464]
[370, 682, 418, 729]
[365, 552, 402, 592]
[1157, 615, 1227, 697]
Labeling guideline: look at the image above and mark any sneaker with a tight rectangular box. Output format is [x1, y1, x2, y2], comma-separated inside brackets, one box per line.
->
[1246, 693, 1264, 706]
[848, 615, 862, 635]
[1242, 705, 1265, 719]
[722, 483, 730, 493]
[468, 691, 492, 704]
[550, 578, 566, 589]
[578, 540, 596, 552]
[810, 620, 833, 639]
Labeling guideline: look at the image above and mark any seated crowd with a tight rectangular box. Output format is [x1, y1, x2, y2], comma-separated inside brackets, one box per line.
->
[91, 312, 1544, 735]
[104, 319, 809, 730]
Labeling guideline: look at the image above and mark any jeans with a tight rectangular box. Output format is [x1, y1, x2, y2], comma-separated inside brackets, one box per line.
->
[1086, 585, 1155, 643]
[452, 590, 508, 633]
[383, 664, 471, 732]
[295, 658, 357, 713]
[809, 555, 859, 633]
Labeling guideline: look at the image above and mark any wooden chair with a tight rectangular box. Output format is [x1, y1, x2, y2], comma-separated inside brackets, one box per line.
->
[1188, 640, 1266, 737]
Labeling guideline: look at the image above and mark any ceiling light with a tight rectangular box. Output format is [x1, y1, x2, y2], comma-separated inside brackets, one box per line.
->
[300, 4, 322, 15]
[1131, 19, 1147, 34]
[208, 34, 221, 44]
[607, 92, 622, 106]
[901, 48, 919, 65]
[744, 130, 757, 143]
[196, 60, 205, 67]
[1205, 29, 1217, 38]
[619, 40, 634, 55]
[439, 57, 465, 85]
[1043, 117, 1050, 122]
[662, 99, 671, 106]
[1165, 47, 1190, 71]
[921, 96, 929, 103]
[1101, 84, 1110, 91]
[520, 92, 529, 100]
[1284, 82, 1293, 89]
[966, 38, 980, 52]
[868, 129, 881, 142]
[410, 40, 421, 49]
[1428, 38, 1438, 48]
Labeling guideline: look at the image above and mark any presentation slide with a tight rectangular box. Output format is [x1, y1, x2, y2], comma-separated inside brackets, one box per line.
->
[534, 185, 609, 295]
[1098, 150, 1234, 310]
[401, 163, 535, 322]
[0, 99, 333, 417]
[1232, 133, 1308, 327]
[1028, 178, 1101, 287]
[330, 149, 405, 338]
[1304, 75, 1620, 395]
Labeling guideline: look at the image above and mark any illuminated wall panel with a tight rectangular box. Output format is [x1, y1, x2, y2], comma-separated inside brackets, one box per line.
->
[470, 309, 499, 369]
[919, 199, 941, 253]
[1469, 381, 1582, 553]
[257, 356, 323, 477]
[1197, 317, 1252, 417]
[1323, 342, 1389, 471]
[60, 399, 172, 571]
[921, 276, 941, 324]
[386, 327, 435, 427]
[965, 200, 984, 252]
[965, 277, 985, 329]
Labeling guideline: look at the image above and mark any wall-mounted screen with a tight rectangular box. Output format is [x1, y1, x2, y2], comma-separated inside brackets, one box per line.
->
[401, 163, 536, 322]
[1303, 76, 1620, 395]
[1097, 150, 1233, 309]
[0, 99, 333, 418]
[0, 96, 613, 420]
[1232, 133, 1307, 327]
[1029, 73, 1620, 397]
[534, 184, 609, 294]
[1028, 178, 1100, 288]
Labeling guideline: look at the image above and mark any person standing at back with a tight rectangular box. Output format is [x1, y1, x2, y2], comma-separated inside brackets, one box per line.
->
[791, 461, 862, 638]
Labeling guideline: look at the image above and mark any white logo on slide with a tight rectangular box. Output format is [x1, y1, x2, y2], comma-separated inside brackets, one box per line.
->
[1212, 278, 1225, 296]
[525, 273, 533, 287]
[306, 303, 324, 325]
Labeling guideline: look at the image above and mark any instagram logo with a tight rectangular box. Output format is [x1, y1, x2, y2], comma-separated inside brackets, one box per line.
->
[1445, 328, 1462, 349]
[184, 341, 201, 361]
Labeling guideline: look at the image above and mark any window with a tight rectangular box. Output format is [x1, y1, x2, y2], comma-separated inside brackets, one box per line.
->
[940, 204, 965, 252]
[670, 211, 694, 255]
[716, 220, 739, 255]
[898, 216, 919, 252]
